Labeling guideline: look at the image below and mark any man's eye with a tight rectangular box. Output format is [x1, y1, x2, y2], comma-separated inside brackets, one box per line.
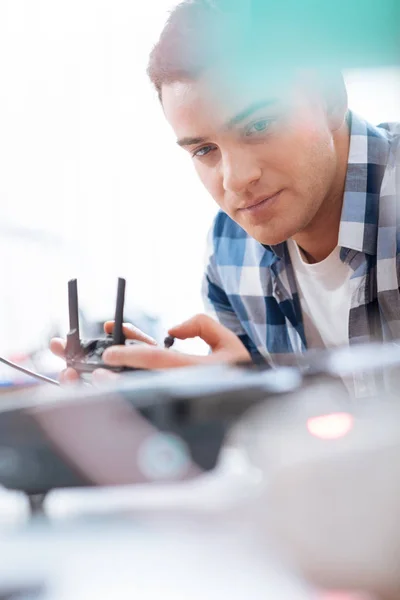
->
[245, 118, 272, 136]
[192, 145, 215, 158]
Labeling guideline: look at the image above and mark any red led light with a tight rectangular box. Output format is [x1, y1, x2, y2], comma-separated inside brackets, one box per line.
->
[307, 413, 353, 440]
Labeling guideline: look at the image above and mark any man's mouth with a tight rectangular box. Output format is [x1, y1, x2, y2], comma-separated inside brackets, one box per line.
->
[238, 190, 284, 213]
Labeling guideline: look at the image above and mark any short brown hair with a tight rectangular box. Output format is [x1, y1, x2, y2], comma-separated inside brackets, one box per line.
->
[147, 0, 347, 113]
[147, 0, 251, 101]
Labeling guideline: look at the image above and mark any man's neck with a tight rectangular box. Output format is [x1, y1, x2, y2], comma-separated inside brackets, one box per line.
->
[292, 120, 350, 264]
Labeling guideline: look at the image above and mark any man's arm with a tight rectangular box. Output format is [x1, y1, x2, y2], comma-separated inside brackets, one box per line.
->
[202, 226, 264, 362]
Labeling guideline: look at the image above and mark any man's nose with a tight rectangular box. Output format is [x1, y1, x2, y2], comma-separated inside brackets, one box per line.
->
[221, 151, 262, 194]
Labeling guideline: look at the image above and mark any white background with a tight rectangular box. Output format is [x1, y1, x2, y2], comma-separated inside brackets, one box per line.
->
[0, 0, 399, 355]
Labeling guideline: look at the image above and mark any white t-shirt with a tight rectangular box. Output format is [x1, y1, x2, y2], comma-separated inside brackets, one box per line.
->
[287, 239, 353, 349]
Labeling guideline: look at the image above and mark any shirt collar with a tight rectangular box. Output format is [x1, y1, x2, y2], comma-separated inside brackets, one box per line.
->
[338, 111, 390, 255]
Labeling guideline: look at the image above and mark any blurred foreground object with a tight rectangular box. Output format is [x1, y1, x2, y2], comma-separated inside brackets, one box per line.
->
[233, 375, 400, 598]
[1, 343, 400, 597]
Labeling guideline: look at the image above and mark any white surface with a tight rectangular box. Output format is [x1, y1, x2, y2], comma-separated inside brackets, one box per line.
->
[0, 521, 314, 600]
[0, 462, 314, 600]
[0, 486, 29, 527]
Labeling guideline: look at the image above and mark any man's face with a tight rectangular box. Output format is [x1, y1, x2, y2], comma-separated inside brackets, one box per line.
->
[162, 71, 342, 246]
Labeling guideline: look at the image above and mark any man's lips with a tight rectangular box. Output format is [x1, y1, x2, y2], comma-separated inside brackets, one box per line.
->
[238, 190, 284, 212]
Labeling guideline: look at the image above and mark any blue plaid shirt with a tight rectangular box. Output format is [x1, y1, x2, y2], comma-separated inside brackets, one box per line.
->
[202, 111, 400, 366]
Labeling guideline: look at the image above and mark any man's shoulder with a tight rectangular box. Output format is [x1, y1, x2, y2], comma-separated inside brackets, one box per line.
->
[376, 121, 400, 137]
[351, 113, 400, 160]
[375, 120, 400, 161]
[353, 115, 400, 190]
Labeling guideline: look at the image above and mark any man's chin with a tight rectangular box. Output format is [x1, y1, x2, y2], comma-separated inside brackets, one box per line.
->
[246, 224, 292, 247]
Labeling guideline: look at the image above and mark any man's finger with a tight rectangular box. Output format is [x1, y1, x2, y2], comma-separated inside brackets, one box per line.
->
[92, 368, 120, 385]
[59, 367, 80, 384]
[104, 321, 157, 345]
[50, 338, 66, 359]
[103, 344, 207, 370]
[168, 314, 242, 351]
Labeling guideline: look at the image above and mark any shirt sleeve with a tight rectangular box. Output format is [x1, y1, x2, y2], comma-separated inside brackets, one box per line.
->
[201, 223, 264, 361]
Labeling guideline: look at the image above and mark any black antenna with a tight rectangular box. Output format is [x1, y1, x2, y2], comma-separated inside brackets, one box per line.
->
[113, 278, 126, 345]
[68, 279, 80, 335]
[66, 279, 82, 357]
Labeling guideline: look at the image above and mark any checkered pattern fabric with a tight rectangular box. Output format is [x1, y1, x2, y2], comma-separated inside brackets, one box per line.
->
[202, 111, 400, 365]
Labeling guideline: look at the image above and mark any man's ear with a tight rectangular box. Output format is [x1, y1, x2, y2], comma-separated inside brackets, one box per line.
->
[300, 68, 348, 131]
[321, 70, 348, 131]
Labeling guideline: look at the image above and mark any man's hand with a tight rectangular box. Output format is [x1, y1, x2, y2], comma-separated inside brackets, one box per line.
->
[103, 314, 250, 370]
[49, 322, 158, 384]
[50, 314, 251, 383]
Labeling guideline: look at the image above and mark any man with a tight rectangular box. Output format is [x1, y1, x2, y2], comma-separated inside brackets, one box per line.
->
[52, 0, 400, 378]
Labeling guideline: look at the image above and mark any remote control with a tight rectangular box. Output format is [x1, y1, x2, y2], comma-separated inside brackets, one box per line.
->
[65, 278, 173, 374]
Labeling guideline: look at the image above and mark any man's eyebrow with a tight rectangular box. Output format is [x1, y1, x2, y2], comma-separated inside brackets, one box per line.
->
[176, 99, 277, 147]
[224, 99, 278, 129]
[177, 136, 209, 148]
